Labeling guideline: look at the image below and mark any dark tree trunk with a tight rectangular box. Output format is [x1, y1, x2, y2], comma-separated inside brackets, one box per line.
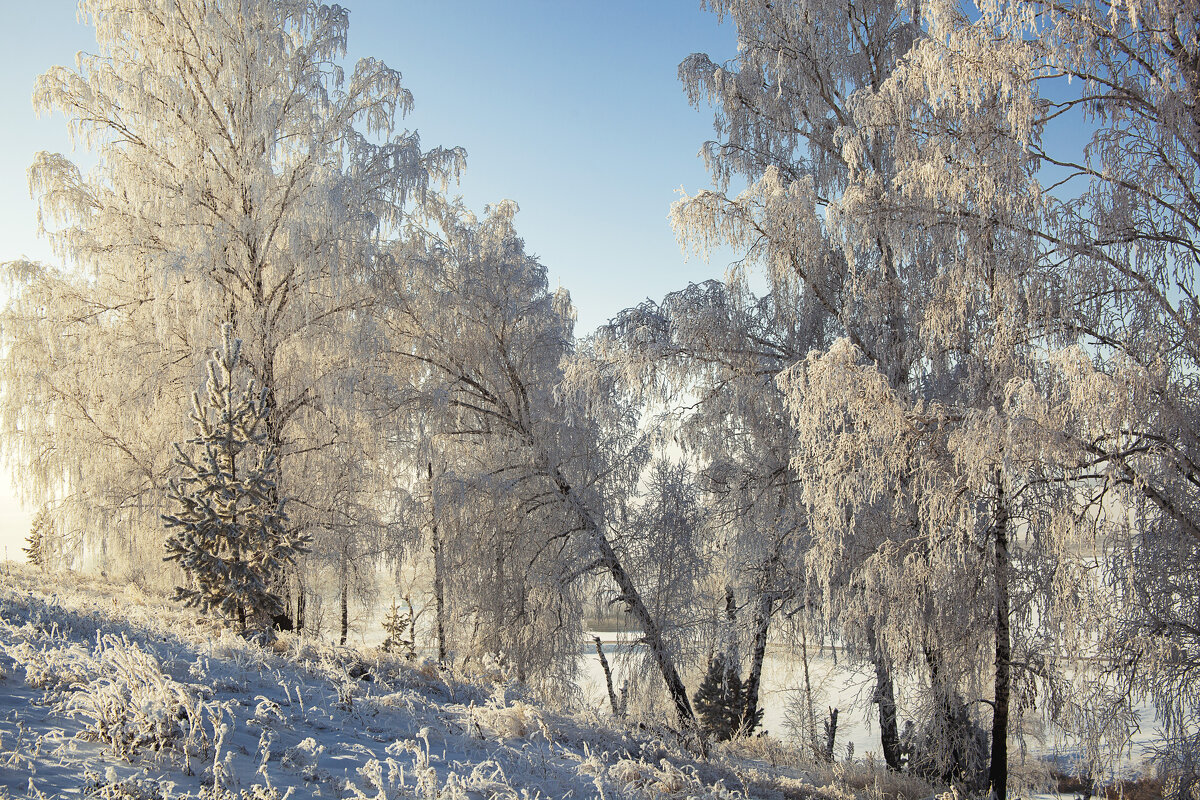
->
[823, 707, 839, 763]
[428, 462, 446, 664]
[551, 468, 703, 748]
[742, 591, 773, 732]
[594, 635, 622, 717]
[991, 478, 1011, 800]
[515, 573, 527, 684]
[296, 579, 306, 632]
[869, 621, 903, 771]
[339, 571, 349, 646]
[723, 586, 738, 701]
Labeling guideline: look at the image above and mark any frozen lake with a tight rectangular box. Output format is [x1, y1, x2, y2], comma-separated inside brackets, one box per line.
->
[579, 633, 881, 757]
[579, 634, 1163, 774]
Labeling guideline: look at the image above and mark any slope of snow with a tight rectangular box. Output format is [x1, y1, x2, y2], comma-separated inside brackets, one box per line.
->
[0, 563, 870, 799]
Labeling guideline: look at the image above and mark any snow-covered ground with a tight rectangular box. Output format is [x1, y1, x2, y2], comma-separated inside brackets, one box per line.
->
[0, 563, 887, 799]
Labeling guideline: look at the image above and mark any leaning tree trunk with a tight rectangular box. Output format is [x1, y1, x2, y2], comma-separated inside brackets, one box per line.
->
[550, 468, 703, 747]
[990, 475, 1011, 800]
[594, 635, 623, 717]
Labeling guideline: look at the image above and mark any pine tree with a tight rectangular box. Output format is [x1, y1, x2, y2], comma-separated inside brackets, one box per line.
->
[693, 653, 758, 740]
[23, 507, 52, 567]
[163, 325, 308, 633]
[380, 598, 415, 659]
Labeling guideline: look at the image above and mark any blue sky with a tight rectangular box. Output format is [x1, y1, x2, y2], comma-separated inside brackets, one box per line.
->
[0, 1, 740, 555]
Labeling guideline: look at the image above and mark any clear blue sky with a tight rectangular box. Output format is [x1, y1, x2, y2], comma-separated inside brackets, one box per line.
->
[0, 1, 740, 556]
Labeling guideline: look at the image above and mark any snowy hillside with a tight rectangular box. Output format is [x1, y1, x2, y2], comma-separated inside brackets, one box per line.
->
[0, 563, 905, 800]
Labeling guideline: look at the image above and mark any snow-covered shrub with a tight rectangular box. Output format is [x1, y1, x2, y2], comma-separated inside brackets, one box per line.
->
[83, 768, 173, 800]
[4, 636, 92, 691]
[811, 758, 932, 800]
[280, 736, 324, 781]
[66, 634, 214, 762]
[576, 754, 745, 799]
[713, 731, 806, 770]
[455, 651, 520, 688]
[473, 696, 550, 742]
[348, 756, 534, 800]
[346, 758, 413, 800]
[198, 784, 291, 800]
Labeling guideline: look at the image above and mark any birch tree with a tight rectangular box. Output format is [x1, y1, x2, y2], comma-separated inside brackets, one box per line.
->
[599, 278, 824, 734]
[676, 0, 1118, 791]
[986, 0, 1200, 779]
[163, 325, 307, 633]
[377, 198, 704, 737]
[674, 0, 929, 770]
[1, 0, 459, 581]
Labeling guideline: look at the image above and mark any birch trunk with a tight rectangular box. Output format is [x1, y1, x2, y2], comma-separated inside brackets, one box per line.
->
[990, 475, 1011, 800]
[869, 621, 903, 771]
[594, 635, 623, 717]
[428, 462, 447, 663]
[742, 591, 773, 731]
[550, 468, 702, 743]
[339, 569, 349, 646]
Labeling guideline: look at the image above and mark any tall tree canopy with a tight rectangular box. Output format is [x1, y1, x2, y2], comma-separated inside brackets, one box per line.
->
[673, 0, 1196, 789]
[1, 0, 460, 577]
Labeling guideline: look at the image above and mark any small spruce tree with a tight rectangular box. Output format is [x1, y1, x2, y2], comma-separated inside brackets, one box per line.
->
[380, 598, 415, 658]
[163, 325, 308, 633]
[694, 653, 756, 740]
[23, 507, 52, 567]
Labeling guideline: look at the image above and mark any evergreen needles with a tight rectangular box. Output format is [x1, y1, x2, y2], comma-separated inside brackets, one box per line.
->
[693, 653, 763, 741]
[163, 325, 309, 633]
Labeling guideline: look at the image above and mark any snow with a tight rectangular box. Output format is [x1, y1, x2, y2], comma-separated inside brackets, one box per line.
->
[579, 635, 880, 759]
[0, 562, 872, 799]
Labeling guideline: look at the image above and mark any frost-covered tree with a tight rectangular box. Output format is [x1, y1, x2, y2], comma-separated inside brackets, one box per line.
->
[674, 0, 929, 770]
[599, 279, 823, 731]
[380, 598, 415, 658]
[23, 507, 54, 568]
[693, 653, 752, 741]
[377, 199, 703, 735]
[0, 0, 460, 581]
[163, 326, 308, 633]
[676, 0, 1121, 791]
[984, 1, 1200, 776]
[834, 0, 1200, 782]
[376, 199, 589, 690]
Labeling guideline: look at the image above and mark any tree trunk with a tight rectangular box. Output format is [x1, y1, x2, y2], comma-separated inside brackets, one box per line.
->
[743, 591, 773, 732]
[869, 621, 903, 771]
[799, 612, 818, 755]
[550, 468, 702, 746]
[594, 635, 622, 717]
[823, 707, 839, 763]
[991, 477, 1011, 800]
[339, 568, 349, 646]
[296, 579, 306, 632]
[428, 462, 446, 664]
[723, 586, 738, 705]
